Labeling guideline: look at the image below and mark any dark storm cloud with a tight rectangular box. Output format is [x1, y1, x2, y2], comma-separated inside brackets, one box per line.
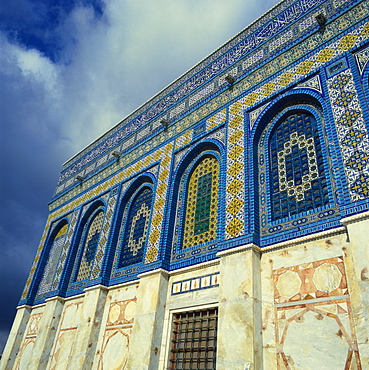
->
[0, 47, 66, 347]
[0, 0, 105, 62]
[0, 0, 280, 353]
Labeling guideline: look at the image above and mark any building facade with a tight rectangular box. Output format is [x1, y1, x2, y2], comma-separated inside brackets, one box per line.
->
[1, 0, 369, 368]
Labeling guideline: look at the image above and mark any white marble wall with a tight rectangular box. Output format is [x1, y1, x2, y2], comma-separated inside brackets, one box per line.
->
[1, 215, 368, 369]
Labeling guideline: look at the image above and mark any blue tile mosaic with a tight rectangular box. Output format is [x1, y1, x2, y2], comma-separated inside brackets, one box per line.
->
[19, 0, 369, 305]
[118, 187, 154, 268]
[269, 112, 329, 220]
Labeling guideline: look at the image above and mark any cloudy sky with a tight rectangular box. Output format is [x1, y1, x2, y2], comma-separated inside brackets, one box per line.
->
[0, 0, 280, 352]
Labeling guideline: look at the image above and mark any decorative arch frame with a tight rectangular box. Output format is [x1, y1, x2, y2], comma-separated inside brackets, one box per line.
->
[31, 217, 69, 302]
[109, 173, 156, 283]
[164, 139, 225, 267]
[65, 199, 107, 293]
[360, 55, 369, 119]
[249, 89, 340, 245]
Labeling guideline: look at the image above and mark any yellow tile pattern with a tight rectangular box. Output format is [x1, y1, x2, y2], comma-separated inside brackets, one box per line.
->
[241, 21, 369, 110]
[261, 83, 277, 96]
[175, 131, 193, 150]
[316, 48, 335, 63]
[22, 20, 369, 298]
[145, 143, 174, 263]
[206, 109, 226, 131]
[55, 224, 68, 238]
[226, 99, 246, 239]
[51, 16, 369, 214]
[278, 72, 294, 86]
[338, 35, 358, 49]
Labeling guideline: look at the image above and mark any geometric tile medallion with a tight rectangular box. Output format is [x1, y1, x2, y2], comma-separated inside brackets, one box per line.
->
[273, 257, 362, 369]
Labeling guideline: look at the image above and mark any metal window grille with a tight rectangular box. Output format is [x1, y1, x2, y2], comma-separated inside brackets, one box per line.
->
[269, 112, 329, 221]
[169, 308, 218, 369]
[194, 172, 213, 235]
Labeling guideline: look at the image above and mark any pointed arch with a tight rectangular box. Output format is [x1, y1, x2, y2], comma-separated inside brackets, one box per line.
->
[118, 184, 154, 268]
[165, 140, 223, 264]
[250, 91, 337, 243]
[34, 219, 69, 299]
[109, 174, 155, 279]
[69, 200, 107, 284]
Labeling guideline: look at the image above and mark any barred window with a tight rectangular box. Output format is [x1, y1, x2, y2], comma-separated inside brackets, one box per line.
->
[119, 186, 154, 268]
[269, 112, 328, 220]
[76, 209, 105, 281]
[182, 156, 219, 249]
[169, 308, 218, 369]
[36, 223, 68, 296]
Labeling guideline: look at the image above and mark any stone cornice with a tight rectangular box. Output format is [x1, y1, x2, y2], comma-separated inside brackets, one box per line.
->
[168, 260, 220, 277]
[341, 210, 369, 225]
[216, 243, 261, 257]
[262, 226, 347, 252]
[137, 268, 170, 279]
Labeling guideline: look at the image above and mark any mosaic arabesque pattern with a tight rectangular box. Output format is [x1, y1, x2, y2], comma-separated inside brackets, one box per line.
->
[293, 75, 322, 93]
[206, 109, 226, 131]
[51, 210, 79, 291]
[119, 187, 154, 268]
[327, 69, 369, 201]
[55, 0, 367, 196]
[76, 210, 105, 281]
[171, 149, 220, 262]
[258, 105, 338, 236]
[225, 100, 246, 239]
[26, 144, 171, 291]
[36, 224, 68, 296]
[52, 21, 369, 241]
[274, 257, 361, 369]
[50, 137, 172, 212]
[223, 21, 369, 239]
[90, 189, 119, 280]
[145, 143, 173, 263]
[175, 130, 193, 151]
[22, 5, 369, 304]
[22, 209, 80, 302]
[183, 156, 219, 249]
[354, 44, 369, 75]
[174, 109, 226, 152]
[238, 21, 369, 111]
[269, 112, 329, 221]
[56, 0, 331, 190]
[50, 17, 369, 213]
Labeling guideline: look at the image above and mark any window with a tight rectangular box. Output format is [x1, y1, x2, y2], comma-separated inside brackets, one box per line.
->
[268, 112, 328, 220]
[76, 209, 105, 281]
[182, 156, 219, 249]
[169, 308, 218, 370]
[36, 223, 68, 296]
[118, 186, 154, 268]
